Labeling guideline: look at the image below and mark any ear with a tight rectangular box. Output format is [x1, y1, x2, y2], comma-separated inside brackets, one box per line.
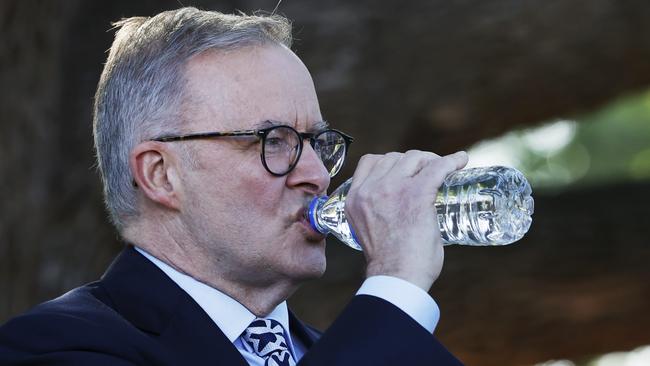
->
[130, 141, 182, 210]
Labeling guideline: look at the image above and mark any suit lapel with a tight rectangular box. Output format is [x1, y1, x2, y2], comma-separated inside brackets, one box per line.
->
[100, 246, 247, 366]
[157, 299, 247, 366]
[289, 310, 321, 349]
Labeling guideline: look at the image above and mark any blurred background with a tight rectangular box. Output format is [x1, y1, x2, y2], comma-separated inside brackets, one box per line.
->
[1, 1, 650, 365]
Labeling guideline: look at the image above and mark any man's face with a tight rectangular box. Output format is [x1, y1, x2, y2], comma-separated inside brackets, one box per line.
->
[177, 44, 331, 289]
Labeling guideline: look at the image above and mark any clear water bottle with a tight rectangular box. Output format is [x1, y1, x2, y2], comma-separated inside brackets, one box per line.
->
[307, 166, 534, 250]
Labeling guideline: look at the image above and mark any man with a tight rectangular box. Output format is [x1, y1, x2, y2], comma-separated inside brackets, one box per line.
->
[0, 7, 467, 365]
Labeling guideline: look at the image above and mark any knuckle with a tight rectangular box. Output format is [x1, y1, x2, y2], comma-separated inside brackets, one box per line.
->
[358, 154, 378, 166]
[404, 150, 425, 159]
[359, 153, 375, 160]
[406, 151, 440, 167]
[406, 149, 438, 158]
[384, 152, 403, 160]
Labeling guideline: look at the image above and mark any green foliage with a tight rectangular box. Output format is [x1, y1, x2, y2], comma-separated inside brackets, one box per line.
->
[469, 89, 650, 191]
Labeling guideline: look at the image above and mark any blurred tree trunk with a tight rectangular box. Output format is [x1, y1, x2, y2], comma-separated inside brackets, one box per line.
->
[2, 0, 650, 365]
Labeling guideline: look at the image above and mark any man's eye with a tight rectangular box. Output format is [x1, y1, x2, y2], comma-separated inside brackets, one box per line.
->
[266, 137, 285, 146]
[265, 138, 296, 154]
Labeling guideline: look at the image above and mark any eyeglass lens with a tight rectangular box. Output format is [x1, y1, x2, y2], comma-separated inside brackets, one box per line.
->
[314, 131, 347, 176]
[263, 126, 347, 176]
[263, 127, 301, 175]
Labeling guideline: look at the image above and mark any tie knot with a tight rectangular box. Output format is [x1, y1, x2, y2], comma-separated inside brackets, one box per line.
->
[242, 319, 295, 366]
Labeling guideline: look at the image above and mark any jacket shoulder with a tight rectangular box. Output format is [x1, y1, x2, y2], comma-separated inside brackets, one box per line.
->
[0, 283, 142, 365]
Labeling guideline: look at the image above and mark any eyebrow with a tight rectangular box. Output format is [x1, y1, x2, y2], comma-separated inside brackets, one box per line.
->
[311, 120, 330, 132]
[252, 120, 279, 129]
[252, 119, 330, 132]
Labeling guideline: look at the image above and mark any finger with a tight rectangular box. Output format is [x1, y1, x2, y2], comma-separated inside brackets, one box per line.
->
[350, 153, 381, 185]
[351, 152, 402, 187]
[413, 151, 468, 189]
[359, 152, 404, 183]
[442, 150, 468, 171]
[390, 150, 441, 178]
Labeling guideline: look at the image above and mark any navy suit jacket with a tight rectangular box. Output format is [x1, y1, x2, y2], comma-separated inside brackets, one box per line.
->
[0, 246, 463, 365]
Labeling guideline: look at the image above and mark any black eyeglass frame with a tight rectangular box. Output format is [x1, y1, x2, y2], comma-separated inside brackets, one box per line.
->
[152, 124, 354, 177]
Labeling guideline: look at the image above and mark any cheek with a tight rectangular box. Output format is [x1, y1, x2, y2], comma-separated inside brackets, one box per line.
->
[188, 147, 287, 220]
[213, 164, 285, 218]
[238, 176, 285, 215]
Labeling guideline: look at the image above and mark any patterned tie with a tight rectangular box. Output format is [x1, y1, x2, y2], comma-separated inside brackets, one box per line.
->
[242, 319, 296, 366]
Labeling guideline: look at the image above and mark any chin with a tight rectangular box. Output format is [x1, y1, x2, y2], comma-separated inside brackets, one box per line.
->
[291, 244, 327, 280]
[292, 264, 326, 282]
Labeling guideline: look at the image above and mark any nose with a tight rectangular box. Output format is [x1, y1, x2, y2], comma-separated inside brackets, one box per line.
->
[286, 143, 330, 195]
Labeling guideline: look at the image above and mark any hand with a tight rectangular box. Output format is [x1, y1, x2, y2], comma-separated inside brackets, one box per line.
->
[344, 150, 468, 291]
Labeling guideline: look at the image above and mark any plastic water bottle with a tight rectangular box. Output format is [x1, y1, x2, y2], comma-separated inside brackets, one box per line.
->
[307, 166, 534, 250]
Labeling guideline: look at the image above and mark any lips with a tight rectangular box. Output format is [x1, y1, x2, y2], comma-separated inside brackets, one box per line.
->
[295, 196, 318, 223]
[294, 198, 327, 241]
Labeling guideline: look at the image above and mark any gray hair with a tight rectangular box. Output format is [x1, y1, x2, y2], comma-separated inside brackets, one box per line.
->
[93, 7, 292, 232]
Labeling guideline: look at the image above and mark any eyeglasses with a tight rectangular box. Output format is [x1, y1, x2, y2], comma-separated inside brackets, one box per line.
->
[152, 124, 354, 177]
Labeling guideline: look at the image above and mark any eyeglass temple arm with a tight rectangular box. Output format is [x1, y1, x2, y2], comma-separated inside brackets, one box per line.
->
[152, 130, 259, 142]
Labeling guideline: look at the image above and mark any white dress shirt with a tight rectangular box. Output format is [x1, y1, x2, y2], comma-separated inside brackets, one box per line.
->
[135, 247, 440, 364]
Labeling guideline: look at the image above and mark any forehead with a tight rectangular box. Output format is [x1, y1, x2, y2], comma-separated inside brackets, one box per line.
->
[182, 44, 323, 132]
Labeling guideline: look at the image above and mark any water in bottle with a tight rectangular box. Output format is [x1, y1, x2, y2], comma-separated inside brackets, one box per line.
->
[307, 166, 534, 250]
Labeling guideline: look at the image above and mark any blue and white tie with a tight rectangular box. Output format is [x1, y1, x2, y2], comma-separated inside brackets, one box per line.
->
[242, 319, 296, 366]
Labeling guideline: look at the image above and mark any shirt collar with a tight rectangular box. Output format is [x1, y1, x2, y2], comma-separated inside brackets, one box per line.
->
[134, 247, 291, 343]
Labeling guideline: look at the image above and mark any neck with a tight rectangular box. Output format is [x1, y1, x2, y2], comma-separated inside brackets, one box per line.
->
[199, 276, 298, 317]
[123, 218, 299, 317]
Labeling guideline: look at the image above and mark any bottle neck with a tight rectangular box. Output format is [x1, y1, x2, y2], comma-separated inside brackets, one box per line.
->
[308, 196, 329, 234]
